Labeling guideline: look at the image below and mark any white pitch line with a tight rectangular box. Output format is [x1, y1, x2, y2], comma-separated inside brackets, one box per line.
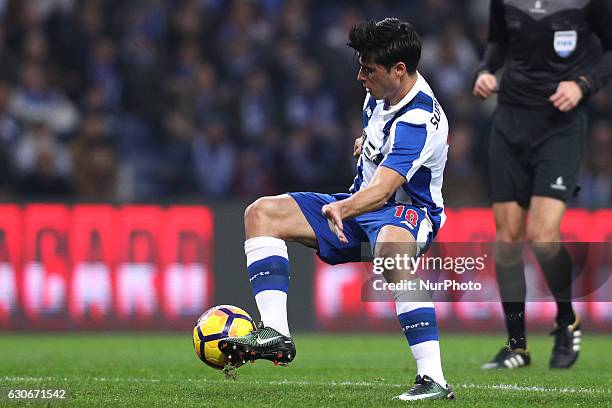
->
[457, 383, 609, 394]
[2, 376, 609, 394]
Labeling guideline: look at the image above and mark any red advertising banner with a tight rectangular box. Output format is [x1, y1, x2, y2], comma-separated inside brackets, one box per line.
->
[0, 205, 21, 326]
[314, 209, 612, 331]
[0, 205, 214, 330]
[159, 206, 214, 327]
[69, 205, 117, 326]
[22, 204, 70, 326]
[589, 210, 612, 324]
[0, 205, 608, 331]
[115, 206, 163, 323]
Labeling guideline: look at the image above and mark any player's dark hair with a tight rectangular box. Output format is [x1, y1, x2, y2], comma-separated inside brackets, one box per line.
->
[347, 17, 421, 74]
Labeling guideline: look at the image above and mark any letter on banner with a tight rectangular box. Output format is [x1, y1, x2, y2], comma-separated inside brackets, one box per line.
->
[0, 205, 20, 324]
[164, 262, 206, 316]
[160, 207, 214, 319]
[116, 206, 161, 320]
[0, 262, 16, 321]
[22, 205, 69, 320]
[69, 205, 117, 323]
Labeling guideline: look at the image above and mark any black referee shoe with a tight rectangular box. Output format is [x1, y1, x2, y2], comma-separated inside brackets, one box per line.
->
[482, 344, 531, 369]
[549, 315, 581, 369]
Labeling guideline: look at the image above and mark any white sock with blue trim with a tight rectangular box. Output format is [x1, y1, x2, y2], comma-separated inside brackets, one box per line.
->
[245, 237, 291, 337]
[396, 299, 446, 387]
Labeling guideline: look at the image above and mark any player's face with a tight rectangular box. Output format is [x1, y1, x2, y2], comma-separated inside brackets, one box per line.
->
[357, 57, 400, 101]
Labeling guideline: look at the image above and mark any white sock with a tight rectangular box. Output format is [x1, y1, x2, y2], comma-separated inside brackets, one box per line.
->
[396, 299, 446, 387]
[255, 290, 290, 337]
[410, 341, 446, 387]
[245, 237, 291, 337]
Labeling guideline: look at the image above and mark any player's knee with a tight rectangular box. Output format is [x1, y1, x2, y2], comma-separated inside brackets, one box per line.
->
[530, 241, 561, 261]
[495, 227, 523, 243]
[526, 225, 559, 244]
[374, 243, 416, 281]
[374, 245, 395, 273]
[244, 197, 277, 234]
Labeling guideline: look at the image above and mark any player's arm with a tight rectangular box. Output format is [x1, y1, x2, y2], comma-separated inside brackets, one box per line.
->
[322, 166, 405, 243]
[550, 0, 612, 111]
[324, 120, 427, 243]
[473, 0, 507, 99]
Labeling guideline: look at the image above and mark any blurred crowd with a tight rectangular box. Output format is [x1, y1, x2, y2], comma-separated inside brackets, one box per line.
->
[0, 0, 609, 207]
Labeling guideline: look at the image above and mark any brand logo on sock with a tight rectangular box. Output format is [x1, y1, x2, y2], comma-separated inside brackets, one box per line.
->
[402, 321, 430, 332]
[249, 270, 270, 282]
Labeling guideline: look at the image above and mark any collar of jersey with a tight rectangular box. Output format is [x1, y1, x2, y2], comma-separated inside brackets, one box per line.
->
[382, 71, 424, 115]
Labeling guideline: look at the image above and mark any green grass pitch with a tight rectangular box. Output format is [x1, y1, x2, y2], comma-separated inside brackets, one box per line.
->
[0, 333, 610, 407]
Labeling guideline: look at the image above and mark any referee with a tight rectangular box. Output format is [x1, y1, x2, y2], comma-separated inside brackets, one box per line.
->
[473, 0, 612, 370]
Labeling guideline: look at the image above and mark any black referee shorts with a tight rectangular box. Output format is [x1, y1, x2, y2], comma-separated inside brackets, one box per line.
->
[488, 104, 587, 208]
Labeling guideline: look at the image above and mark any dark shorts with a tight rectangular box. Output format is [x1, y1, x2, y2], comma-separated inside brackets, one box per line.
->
[488, 104, 587, 208]
[288, 192, 436, 265]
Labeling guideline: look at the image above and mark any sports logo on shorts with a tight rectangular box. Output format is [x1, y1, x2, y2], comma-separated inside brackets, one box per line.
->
[529, 0, 546, 14]
[554, 31, 577, 58]
[550, 176, 567, 191]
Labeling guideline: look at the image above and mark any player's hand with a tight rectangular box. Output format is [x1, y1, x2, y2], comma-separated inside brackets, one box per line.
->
[353, 136, 363, 157]
[549, 81, 583, 112]
[473, 72, 498, 99]
[322, 203, 348, 244]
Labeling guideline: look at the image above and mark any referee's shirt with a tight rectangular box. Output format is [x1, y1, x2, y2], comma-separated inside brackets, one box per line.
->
[476, 0, 612, 108]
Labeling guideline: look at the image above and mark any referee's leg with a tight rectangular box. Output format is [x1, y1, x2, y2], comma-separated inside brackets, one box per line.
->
[526, 196, 575, 320]
[484, 104, 531, 366]
[525, 196, 564, 243]
[493, 202, 528, 349]
[526, 196, 580, 368]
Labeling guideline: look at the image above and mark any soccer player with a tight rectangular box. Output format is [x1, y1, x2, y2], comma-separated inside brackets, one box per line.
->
[220, 18, 454, 401]
[474, 0, 612, 369]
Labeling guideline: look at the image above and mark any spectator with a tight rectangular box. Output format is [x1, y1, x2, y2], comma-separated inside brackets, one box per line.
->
[284, 60, 340, 140]
[9, 62, 79, 135]
[234, 149, 276, 200]
[0, 81, 19, 148]
[0, 0, 606, 207]
[73, 139, 117, 201]
[14, 121, 71, 178]
[17, 150, 73, 198]
[442, 123, 486, 206]
[238, 70, 277, 142]
[575, 120, 612, 209]
[192, 119, 236, 198]
[88, 37, 122, 109]
[160, 110, 196, 196]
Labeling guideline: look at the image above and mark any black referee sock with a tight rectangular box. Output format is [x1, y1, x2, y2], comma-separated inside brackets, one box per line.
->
[534, 244, 575, 325]
[496, 259, 527, 349]
[502, 301, 526, 349]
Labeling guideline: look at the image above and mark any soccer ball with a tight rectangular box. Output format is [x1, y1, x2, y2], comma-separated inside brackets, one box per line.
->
[193, 305, 256, 369]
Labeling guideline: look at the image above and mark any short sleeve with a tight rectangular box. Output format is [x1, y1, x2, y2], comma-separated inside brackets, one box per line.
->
[380, 121, 427, 179]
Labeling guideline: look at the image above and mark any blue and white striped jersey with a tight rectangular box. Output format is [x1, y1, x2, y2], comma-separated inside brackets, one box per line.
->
[349, 72, 449, 232]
